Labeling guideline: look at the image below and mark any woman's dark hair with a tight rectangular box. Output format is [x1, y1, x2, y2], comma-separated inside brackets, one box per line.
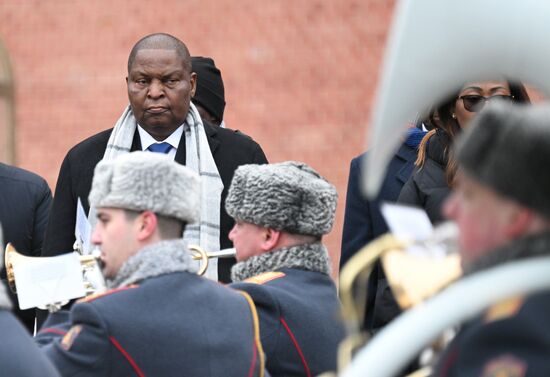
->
[415, 81, 531, 186]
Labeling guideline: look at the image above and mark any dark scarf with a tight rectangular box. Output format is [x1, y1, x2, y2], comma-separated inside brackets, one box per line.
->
[231, 242, 331, 282]
[465, 231, 550, 275]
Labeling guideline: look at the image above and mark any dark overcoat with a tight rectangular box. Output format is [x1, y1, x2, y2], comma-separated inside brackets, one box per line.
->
[0, 163, 52, 332]
[36, 272, 265, 377]
[436, 290, 550, 377]
[340, 143, 417, 332]
[232, 268, 345, 377]
[42, 121, 267, 283]
[0, 310, 60, 376]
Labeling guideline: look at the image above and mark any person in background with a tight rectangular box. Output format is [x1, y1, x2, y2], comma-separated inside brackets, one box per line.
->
[398, 81, 530, 224]
[435, 102, 550, 376]
[41, 33, 267, 299]
[228, 161, 345, 377]
[0, 163, 52, 333]
[340, 118, 430, 333]
[191, 56, 226, 128]
[36, 152, 265, 377]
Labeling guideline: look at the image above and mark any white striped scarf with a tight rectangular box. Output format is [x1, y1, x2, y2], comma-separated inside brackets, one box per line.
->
[88, 102, 223, 280]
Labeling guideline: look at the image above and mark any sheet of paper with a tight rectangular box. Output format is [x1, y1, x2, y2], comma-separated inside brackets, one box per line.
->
[75, 197, 92, 255]
[381, 202, 434, 241]
[14, 253, 86, 310]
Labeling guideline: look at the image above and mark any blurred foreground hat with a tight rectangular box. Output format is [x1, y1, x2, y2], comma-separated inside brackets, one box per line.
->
[456, 102, 550, 218]
[225, 161, 338, 236]
[192, 56, 225, 121]
[89, 152, 201, 223]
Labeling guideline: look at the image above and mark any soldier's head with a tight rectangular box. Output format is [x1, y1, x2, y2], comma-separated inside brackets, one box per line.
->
[89, 152, 200, 278]
[126, 33, 197, 141]
[443, 102, 550, 269]
[225, 161, 338, 262]
[191, 56, 226, 127]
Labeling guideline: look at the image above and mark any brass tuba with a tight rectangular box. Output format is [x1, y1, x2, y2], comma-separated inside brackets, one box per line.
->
[337, 223, 462, 376]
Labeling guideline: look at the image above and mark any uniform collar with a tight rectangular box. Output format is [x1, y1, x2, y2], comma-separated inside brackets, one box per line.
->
[107, 239, 197, 289]
[231, 242, 330, 282]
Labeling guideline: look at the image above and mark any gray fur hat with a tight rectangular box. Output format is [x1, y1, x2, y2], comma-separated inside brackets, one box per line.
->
[456, 102, 550, 218]
[89, 152, 201, 223]
[225, 161, 338, 236]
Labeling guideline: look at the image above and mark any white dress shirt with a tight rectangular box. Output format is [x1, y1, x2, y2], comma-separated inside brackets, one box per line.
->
[137, 125, 183, 159]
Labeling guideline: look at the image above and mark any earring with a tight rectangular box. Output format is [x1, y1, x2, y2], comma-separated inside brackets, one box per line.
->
[452, 113, 457, 119]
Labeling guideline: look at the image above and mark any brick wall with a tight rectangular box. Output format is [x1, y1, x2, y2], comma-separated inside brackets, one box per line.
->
[0, 0, 396, 277]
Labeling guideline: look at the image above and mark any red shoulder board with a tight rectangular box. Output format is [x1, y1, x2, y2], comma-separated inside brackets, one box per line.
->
[77, 284, 139, 303]
[244, 271, 285, 285]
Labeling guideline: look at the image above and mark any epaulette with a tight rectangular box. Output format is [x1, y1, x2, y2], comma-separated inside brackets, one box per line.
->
[484, 296, 524, 323]
[77, 284, 139, 303]
[244, 271, 285, 285]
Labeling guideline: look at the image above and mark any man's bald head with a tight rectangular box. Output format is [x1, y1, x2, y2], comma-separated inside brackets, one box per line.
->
[127, 33, 192, 73]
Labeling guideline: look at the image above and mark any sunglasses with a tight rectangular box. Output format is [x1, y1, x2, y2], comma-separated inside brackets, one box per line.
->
[459, 94, 514, 112]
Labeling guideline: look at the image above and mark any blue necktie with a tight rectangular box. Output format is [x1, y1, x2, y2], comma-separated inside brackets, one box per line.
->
[147, 142, 172, 154]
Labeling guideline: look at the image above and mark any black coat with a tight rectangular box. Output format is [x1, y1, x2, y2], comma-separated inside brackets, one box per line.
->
[231, 268, 345, 377]
[398, 130, 451, 224]
[42, 122, 267, 283]
[36, 272, 265, 377]
[0, 310, 60, 376]
[0, 163, 52, 332]
[435, 290, 550, 377]
[340, 143, 417, 332]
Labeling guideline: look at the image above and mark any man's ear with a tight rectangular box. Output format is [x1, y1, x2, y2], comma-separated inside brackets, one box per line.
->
[189, 72, 197, 98]
[261, 228, 281, 251]
[136, 211, 158, 242]
[504, 206, 534, 239]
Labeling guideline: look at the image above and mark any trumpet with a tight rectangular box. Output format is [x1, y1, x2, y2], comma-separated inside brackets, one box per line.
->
[189, 245, 236, 275]
[4, 243, 106, 296]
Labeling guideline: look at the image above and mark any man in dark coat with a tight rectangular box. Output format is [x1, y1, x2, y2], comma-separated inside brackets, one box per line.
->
[340, 125, 426, 333]
[434, 103, 550, 376]
[228, 161, 345, 377]
[35, 152, 265, 377]
[42, 33, 267, 286]
[0, 163, 52, 332]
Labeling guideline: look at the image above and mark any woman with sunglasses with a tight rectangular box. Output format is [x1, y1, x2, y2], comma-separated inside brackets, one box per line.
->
[398, 81, 531, 223]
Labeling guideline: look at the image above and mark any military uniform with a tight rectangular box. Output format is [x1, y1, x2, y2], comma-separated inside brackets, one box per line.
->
[0, 305, 60, 376]
[231, 243, 345, 377]
[435, 233, 550, 377]
[36, 240, 265, 377]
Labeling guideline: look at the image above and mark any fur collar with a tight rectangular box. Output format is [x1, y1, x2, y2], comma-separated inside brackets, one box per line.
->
[465, 231, 550, 275]
[231, 242, 331, 282]
[0, 284, 12, 310]
[107, 239, 197, 289]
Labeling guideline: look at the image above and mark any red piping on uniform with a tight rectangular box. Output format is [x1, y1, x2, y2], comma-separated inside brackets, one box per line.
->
[280, 317, 311, 377]
[109, 336, 145, 377]
[438, 347, 459, 377]
[247, 342, 258, 377]
[39, 328, 67, 336]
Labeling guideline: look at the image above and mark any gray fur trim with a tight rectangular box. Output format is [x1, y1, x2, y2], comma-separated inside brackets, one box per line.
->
[231, 242, 331, 282]
[456, 103, 550, 219]
[465, 231, 550, 275]
[89, 151, 201, 224]
[107, 239, 197, 289]
[225, 161, 337, 237]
